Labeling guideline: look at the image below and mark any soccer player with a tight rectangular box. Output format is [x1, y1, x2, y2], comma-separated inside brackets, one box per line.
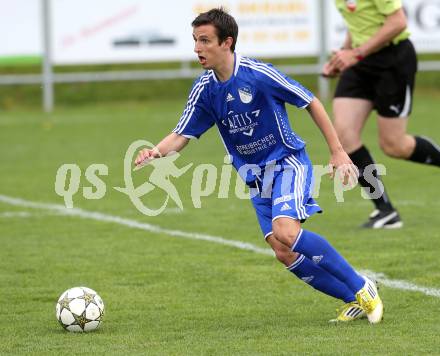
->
[323, 0, 440, 228]
[135, 8, 383, 323]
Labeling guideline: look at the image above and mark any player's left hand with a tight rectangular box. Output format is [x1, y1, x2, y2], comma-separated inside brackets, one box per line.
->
[329, 151, 359, 187]
[330, 49, 359, 72]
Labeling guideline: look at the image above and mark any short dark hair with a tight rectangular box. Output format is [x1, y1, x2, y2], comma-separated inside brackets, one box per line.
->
[192, 8, 238, 52]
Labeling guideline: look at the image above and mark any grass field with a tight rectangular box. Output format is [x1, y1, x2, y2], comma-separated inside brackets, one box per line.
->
[1, 89, 440, 355]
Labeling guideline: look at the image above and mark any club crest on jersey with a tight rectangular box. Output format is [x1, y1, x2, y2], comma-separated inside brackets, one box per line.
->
[238, 86, 253, 104]
[345, 0, 357, 11]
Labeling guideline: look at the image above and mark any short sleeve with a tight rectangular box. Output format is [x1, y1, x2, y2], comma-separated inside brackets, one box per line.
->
[373, 0, 402, 15]
[256, 62, 314, 109]
[173, 75, 215, 139]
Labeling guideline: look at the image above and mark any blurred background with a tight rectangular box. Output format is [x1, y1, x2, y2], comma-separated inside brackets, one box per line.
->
[1, 0, 439, 111]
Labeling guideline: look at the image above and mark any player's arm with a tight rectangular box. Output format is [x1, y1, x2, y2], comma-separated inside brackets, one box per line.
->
[306, 98, 357, 183]
[331, 8, 407, 71]
[134, 133, 189, 167]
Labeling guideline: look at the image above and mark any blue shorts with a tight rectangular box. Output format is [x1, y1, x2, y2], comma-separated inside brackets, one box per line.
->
[250, 150, 322, 239]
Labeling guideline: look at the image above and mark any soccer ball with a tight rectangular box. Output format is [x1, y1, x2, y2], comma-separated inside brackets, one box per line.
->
[55, 286, 104, 332]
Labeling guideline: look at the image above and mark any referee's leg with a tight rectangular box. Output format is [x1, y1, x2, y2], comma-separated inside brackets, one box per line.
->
[334, 98, 397, 224]
[378, 115, 440, 166]
[333, 97, 372, 153]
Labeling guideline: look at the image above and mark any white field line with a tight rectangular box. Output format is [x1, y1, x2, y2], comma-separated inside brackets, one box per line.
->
[360, 270, 440, 298]
[0, 195, 272, 256]
[342, 200, 440, 207]
[1, 194, 439, 298]
[0, 211, 34, 218]
[0, 211, 65, 218]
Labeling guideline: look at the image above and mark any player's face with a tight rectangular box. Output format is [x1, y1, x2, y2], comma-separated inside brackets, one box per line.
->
[193, 24, 230, 70]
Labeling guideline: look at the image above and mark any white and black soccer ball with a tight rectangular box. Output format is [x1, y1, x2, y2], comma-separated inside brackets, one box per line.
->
[55, 286, 104, 332]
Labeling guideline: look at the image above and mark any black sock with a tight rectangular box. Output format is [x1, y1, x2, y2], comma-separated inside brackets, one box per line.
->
[408, 136, 440, 167]
[349, 145, 394, 212]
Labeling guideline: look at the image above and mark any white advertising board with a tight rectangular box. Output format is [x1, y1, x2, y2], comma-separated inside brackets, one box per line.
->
[0, 0, 439, 64]
[51, 0, 320, 64]
[404, 0, 440, 52]
[0, 0, 41, 58]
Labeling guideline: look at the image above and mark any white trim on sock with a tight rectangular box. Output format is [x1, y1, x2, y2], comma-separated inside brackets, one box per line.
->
[291, 228, 304, 252]
[286, 254, 305, 271]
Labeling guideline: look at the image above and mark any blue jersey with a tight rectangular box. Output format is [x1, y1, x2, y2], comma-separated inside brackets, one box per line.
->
[173, 54, 314, 184]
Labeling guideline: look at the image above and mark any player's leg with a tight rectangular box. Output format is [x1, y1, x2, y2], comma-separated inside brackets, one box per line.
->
[334, 69, 398, 228]
[272, 218, 363, 294]
[251, 190, 355, 302]
[272, 150, 383, 323]
[272, 217, 382, 323]
[265, 233, 357, 304]
[251, 170, 364, 321]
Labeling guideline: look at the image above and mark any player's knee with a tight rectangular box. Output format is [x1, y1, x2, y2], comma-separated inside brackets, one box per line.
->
[267, 234, 299, 266]
[272, 226, 301, 249]
[273, 249, 292, 266]
[271, 245, 299, 266]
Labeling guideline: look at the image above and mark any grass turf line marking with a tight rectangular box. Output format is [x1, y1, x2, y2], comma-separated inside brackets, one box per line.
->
[0, 195, 272, 256]
[0, 211, 34, 218]
[1, 194, 439, 298]
[360, 270, 440, 298]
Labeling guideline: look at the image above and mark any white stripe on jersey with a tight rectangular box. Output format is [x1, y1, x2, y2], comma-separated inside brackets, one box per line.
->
[240, 57, 313, 103]
[174, 71, 213, 133]
[180, 73, 210, 121]
[174, 72, 211, 132]
[242, 57, 312, 102]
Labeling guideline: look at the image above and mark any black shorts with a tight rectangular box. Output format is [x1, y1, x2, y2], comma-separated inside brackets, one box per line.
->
[334, 39, 417, 118]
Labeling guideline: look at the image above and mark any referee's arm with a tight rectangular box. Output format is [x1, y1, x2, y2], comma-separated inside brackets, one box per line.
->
[331, 8, 407, 71]
[356, 8, 407, 58]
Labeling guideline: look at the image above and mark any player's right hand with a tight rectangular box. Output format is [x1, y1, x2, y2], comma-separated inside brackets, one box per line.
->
[134, 148, 157, 167]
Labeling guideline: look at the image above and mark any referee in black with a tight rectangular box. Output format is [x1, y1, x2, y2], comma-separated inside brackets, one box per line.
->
[323, 0, 440, 229]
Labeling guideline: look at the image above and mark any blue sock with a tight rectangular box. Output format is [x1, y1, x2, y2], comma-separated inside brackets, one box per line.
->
[287, 255, 356, 303]
[292, 230, 365, 294]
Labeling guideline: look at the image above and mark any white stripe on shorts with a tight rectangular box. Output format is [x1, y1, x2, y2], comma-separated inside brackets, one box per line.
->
[284, 155, 308, 220]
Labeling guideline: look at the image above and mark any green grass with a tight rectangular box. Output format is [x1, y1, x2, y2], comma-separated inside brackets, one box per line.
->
[0, 92, 440, 355]
[0, 55, 41, 66]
